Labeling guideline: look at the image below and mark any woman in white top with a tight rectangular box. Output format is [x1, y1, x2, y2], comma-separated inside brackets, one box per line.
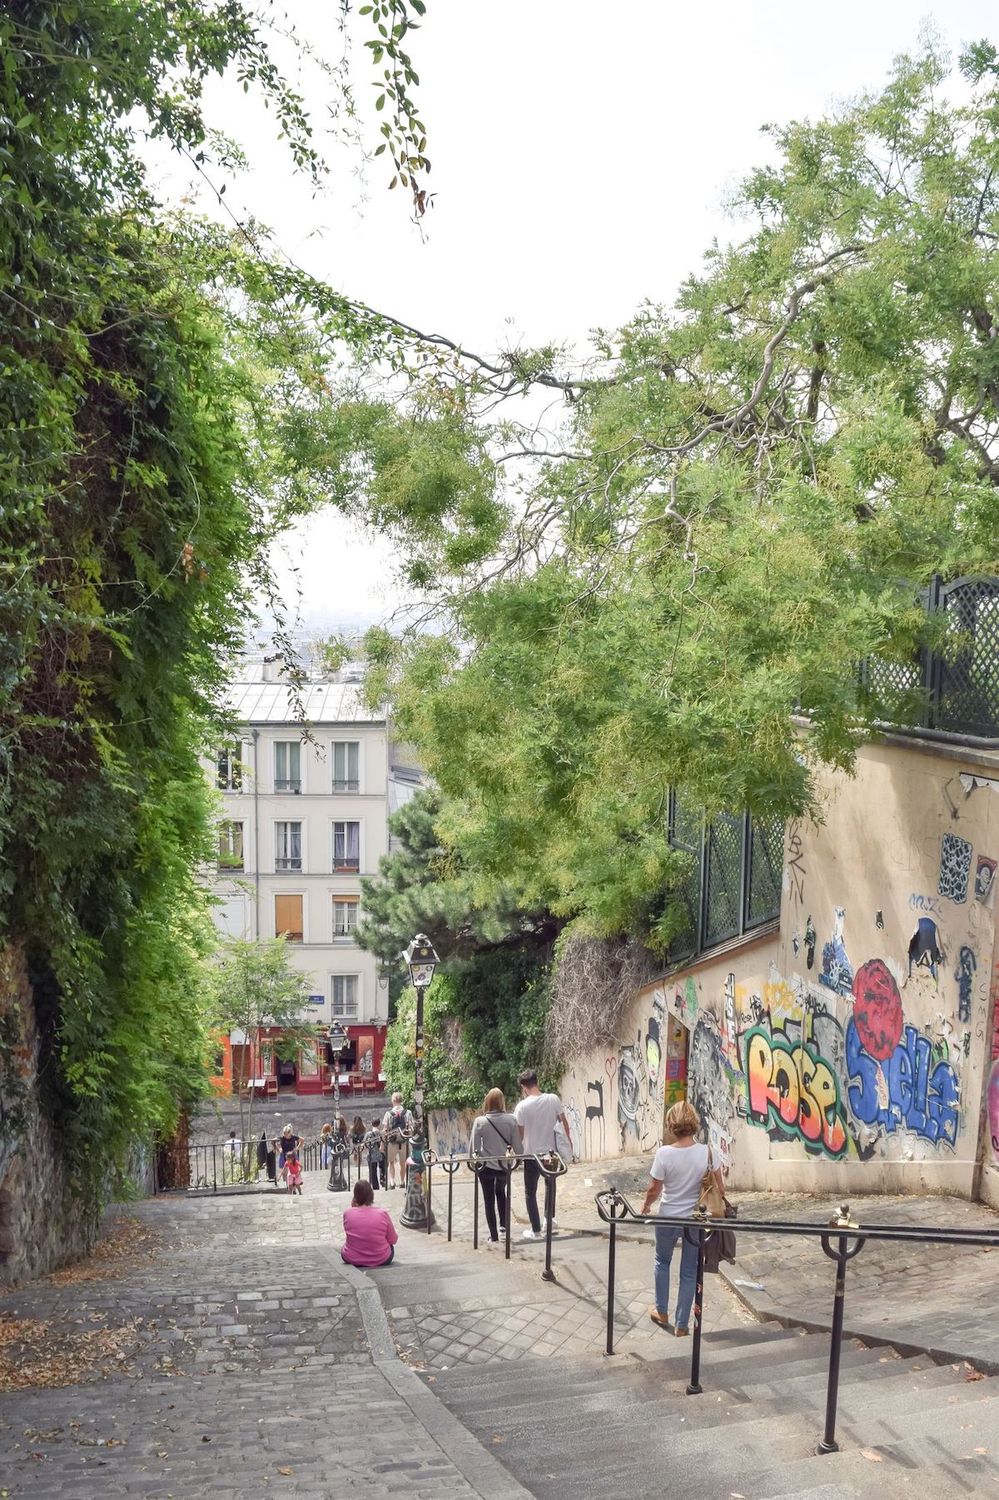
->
[641, 1099, 724, 1335]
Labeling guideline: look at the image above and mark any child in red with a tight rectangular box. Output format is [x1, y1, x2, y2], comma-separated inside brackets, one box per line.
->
[286, 1151, 303, 1195]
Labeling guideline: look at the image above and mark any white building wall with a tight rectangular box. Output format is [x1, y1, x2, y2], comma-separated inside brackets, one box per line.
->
[208, 698, 394, 1028]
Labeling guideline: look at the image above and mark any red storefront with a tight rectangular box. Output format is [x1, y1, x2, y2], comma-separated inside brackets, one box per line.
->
[215, 1025, 387, 1098]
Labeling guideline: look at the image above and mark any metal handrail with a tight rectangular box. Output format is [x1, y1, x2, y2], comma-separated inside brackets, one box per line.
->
[595, 1188, 999, 1455]
[424, 1150, 568, 1279]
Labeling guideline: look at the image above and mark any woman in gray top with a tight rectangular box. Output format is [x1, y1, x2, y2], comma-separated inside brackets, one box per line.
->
[469, 1088, 523, 1245]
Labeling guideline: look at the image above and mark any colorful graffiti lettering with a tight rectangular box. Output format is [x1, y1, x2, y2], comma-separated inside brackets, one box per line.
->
[742, 1023, 847, 1157]
[989, 1060, 999, 1164]
[846, 1019, 960, 1147]
[852, 958, 904, 1061]
[909, 893, 942, 914]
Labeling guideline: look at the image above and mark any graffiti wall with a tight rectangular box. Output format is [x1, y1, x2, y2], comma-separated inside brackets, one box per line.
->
[428, 1107, 475, 1158]
[560, 742, 999, 1201]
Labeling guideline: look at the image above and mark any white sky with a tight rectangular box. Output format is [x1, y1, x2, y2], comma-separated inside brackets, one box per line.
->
[155, 0, 998, 631]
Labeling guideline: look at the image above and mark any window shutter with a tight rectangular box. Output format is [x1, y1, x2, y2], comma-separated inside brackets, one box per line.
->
[275, 894, 303, 941]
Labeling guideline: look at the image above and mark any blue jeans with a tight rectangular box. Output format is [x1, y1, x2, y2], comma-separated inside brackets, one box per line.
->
[654, 1224, 698, 1328]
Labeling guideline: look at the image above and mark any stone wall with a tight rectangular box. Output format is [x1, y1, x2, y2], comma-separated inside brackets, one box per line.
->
[0, 946, 93, 1287]
[560, 740, 999, 1203]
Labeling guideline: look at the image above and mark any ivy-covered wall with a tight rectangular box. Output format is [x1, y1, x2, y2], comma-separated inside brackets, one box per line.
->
[0, 947, 90, 1286]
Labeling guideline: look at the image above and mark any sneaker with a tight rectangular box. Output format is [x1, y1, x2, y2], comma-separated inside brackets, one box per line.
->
[648, 1306, 672, 1330]
[521, 1228, 539, 1241]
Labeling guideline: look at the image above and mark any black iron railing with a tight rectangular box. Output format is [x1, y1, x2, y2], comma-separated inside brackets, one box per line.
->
[860, 574, 999, 741]
[187, 1136, 356, 1191]
[595, 1188, 999, 1455]
[424, 1151, 568, 1281]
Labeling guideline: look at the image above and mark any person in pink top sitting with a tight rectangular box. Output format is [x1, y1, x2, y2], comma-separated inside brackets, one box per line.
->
[340, 1180, 398, 1267]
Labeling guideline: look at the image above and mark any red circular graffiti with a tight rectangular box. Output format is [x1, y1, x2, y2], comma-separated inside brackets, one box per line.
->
[851, 958, 903, 1061]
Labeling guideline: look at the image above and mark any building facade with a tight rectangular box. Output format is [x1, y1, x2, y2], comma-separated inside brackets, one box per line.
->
[209, 666, 412, 1095]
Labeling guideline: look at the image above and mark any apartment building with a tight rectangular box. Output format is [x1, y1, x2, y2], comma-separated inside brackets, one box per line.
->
[209, 661, 412, 1096]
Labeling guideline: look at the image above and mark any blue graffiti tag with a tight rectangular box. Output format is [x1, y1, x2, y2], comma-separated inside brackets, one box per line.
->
[955, 946, 976, 1024]
[846, 1019, 960, 1147]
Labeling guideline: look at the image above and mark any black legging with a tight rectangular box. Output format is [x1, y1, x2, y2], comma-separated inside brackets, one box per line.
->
[479, 1166, 509, 1242]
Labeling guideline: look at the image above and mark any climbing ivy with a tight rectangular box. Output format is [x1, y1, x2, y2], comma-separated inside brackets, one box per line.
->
[0, 1, 430, 1218]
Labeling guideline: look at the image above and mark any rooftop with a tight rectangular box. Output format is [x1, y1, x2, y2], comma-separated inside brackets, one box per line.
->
[225, 679, 385, 726]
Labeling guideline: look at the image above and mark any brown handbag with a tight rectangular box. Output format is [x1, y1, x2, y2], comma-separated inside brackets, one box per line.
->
[697, 1145, 727, 1218]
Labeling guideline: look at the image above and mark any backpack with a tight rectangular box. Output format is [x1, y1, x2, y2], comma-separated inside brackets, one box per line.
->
[387, 1107, 408, 1144]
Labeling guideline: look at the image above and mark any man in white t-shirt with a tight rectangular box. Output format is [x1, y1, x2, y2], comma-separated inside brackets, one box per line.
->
[514, 1070, 571, 1240]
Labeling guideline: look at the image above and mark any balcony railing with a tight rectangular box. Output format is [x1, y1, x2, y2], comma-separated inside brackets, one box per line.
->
[275, 856, 302, 871]
[859, 575, 999, 741]
[333, 779, 360, 793]
[275, 778, 301, 793]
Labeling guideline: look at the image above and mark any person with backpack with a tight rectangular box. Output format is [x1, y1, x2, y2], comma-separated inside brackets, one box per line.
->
[469, 1088, 523, 1246]
[381, 1093, 414, 1189]
[365, 1117, 387, 1190]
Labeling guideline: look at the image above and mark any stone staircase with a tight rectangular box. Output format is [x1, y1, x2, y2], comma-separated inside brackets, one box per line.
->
[421, 1319, 999, 1498]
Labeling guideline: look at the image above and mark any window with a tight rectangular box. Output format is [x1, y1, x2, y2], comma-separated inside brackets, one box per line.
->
[275, 821, 302, 872]
[274, 740, 301, 793]
[332, 974, 358, 1018]
[298, 1043, 320, 1078]
[275, 893, 303, 942]
[218, 820, 244, 871]
[665, 792, 783, 962]
[333, 820, 360, 871]
[333, 895, 359, 939]
[332, 741, 360, 793]
[217, 746, 242, 791]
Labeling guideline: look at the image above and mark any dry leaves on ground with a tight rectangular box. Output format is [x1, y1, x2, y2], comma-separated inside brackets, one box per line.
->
[0, 1315, 140, 1390]
[44, 1216, 158, 1286]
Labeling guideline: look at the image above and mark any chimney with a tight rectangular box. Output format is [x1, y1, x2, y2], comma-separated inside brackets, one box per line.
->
[261, 652, 285, 683]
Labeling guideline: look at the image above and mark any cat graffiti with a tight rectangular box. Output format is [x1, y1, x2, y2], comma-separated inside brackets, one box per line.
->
[742, 1023, 848, 1157]
[846, 1019, 960, 1147]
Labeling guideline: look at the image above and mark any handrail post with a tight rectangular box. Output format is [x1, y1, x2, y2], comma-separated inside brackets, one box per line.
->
[541, 1155, 556, 1283]
[472, 1160, 480, 1250]
[426, 1155, 433, 1236]
[447, 1155, 455, 1242]
[605, 1211, 617, 1356]
[686, 1225, 706, 1395]
[504, 1156, 514, 1260]
[818, 1233, 848, 1454]
[212, 1144, 217, 1193]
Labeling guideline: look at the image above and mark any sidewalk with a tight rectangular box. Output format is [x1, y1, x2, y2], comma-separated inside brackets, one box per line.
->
[0, 1184, 529, 1499]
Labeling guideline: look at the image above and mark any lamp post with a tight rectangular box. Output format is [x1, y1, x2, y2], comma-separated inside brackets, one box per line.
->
[326, 1020, 349, 1192]
[399, 933, 439, 1230]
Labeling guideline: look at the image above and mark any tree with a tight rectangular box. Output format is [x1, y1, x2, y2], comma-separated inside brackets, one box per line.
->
[208, 938, 318, 1150]
[359, 790, 563, 1105]
[351, 41, 999, 952]
[0, 0, 432, 1223]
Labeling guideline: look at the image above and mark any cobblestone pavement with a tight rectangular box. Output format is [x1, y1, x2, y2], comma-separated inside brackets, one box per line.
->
[0, 1181, 529, 1499]
[538, 1155, 999, 1370]
[4, 1156, 998, 1497]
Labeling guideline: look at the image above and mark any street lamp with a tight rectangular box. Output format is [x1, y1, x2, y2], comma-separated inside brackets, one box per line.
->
[326, 1019, 349, 1192]
[399, 933, 439, 1230]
